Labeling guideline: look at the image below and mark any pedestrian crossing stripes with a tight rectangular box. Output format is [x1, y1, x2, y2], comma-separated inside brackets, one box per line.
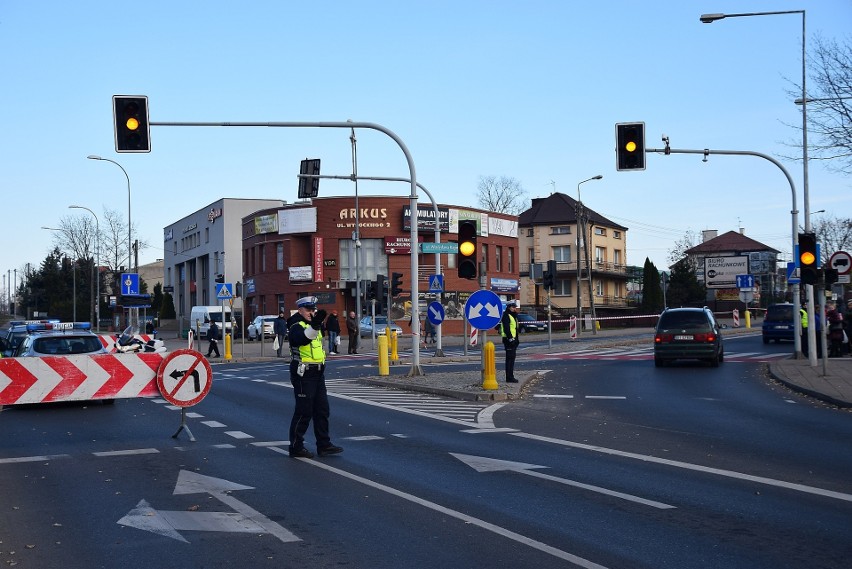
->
[527, 347, 791, 362]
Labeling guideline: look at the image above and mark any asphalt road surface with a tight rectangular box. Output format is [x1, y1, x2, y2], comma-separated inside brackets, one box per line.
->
[1, 333, 849, 568]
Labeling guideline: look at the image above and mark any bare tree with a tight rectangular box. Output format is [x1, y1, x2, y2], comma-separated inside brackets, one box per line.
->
[785, 35, 852, 174]
[476, 176, 529, 214]
[667, 230, 700, 271]
[811, 213, 852, 264]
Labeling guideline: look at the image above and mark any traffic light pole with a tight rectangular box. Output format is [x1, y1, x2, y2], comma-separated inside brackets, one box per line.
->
[151, 120, 425, 375]
[650, 144, 810, 363]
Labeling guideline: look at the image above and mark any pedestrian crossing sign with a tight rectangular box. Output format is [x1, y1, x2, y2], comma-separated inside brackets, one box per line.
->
[428, 274, 444, 293]
[216, 283, 233, 300]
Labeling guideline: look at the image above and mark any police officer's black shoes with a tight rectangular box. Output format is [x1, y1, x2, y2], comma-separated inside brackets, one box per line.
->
[317, 445, 343, 457]
[506, 378, 518, 383]
[289, 447, 314, 458]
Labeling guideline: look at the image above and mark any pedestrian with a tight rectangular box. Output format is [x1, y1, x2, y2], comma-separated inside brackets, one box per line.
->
[424, 318, 436, 344]
[844, 299, 852, 355]
[273, 310, 288, 358]
[206, 320, 221, 358]
[500, 300, 520, 383]
[286, 296, 343, 459]
[826, 301, 844, 358]
[801, 306, 823, 358]
[325, 310, 341, 354]
[346, 310, 359, 354]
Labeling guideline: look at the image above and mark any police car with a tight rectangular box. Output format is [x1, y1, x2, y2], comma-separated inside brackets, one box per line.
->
[1, 319, 60, 357]
[12, 322, 106, 357]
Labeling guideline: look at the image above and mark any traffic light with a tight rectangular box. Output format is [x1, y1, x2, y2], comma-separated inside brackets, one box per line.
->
[798, 232, 818, 285]
[824, 268, 839, 286]
[235, 281, 242, 297]
[298, 158, 321, 198]
[215, 274, 225, 284]
[615, 122, 645, 171]
[391, 272, 403, 296]
[366, 280, 376, 300]
[457, 220, 478, 279]
[543, 260, 556, 290]
[375, 274, 386, 306]
[113, 95, 150, 153]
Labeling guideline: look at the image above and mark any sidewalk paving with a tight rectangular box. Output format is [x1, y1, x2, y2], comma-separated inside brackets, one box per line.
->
[161, 323, 852, 408]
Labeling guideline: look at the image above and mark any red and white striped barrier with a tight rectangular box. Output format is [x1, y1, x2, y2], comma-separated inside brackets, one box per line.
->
[732, 309, 740, 328]
[469, 328, 479, 347]
[569, 316, 577, 339]
[0, 352, 168, 406]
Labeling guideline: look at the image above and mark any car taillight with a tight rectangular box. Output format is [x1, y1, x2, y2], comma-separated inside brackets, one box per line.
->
[655, 334, 672, 343]
[693, 333, 715, 342]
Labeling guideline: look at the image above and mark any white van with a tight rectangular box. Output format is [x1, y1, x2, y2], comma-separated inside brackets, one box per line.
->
[190, 305, 233, 339]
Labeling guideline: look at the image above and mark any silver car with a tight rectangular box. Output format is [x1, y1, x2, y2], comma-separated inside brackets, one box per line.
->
[359, 316, 403, 338]
[248, 315, 278, 341]
[13, 322, 106, 357]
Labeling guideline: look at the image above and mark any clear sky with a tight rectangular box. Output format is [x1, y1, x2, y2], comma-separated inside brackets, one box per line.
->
[2, 1, 850, 293]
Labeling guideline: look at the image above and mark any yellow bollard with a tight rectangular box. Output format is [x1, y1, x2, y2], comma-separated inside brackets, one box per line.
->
[224, 333, 233, 361]
[745, 310, 751, 329]
[390, 329, 399, 364]
[482, 341, 498, 390]
[378, 335, 390, 376]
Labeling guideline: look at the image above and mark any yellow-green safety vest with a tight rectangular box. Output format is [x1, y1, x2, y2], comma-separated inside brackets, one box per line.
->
[293, 321, 326, 363]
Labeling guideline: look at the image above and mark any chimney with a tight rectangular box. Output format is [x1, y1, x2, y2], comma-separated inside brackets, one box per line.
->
[701, 230, 717, 242]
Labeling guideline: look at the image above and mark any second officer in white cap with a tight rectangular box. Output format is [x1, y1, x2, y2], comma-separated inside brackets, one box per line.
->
[286, 296, 343, 458]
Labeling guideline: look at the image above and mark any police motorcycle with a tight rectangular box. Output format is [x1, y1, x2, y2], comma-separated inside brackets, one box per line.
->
[114, 326, 167, 354]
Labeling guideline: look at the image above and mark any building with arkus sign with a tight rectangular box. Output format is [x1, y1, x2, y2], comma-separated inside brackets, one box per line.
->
[241, 196, 519, 335]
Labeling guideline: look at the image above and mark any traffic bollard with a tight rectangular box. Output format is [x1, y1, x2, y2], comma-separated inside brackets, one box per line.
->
[378, 335, 390, 376]
[482, 341, 498, 390]
[225, 333, 233, 361]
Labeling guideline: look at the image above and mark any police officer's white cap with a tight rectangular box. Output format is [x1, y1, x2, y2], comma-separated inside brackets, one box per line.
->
[296, 296, 318, 309]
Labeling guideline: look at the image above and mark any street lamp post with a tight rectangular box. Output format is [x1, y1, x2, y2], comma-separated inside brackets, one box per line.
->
[87, 155, 132, 272]
[576, 175, 603, 333]
[700, 9, 816, 364]
[69, 205, 100, 332]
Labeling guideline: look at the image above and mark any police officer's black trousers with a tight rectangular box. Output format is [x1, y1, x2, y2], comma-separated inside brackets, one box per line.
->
[289, 364, 331, 451]
[503, 338, 518, 382]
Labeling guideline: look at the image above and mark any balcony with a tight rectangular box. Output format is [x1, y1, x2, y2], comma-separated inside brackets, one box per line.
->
[520, 261, 628, 278]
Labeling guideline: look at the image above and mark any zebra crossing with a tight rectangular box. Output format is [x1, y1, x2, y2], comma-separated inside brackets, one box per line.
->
[526, 346, 791, 363]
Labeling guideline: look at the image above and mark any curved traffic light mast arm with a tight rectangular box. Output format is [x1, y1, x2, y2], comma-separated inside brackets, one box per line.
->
[647, 144, 814, 364]
[151, 120, 425, 375]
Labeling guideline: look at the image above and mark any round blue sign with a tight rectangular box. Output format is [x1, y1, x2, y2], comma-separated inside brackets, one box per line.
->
[427, 301, 445, 326]
[464, 290, 503, 331]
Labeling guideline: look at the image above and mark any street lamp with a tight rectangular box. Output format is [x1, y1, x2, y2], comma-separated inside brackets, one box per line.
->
[87, 155, 132, 271]
[42, 226, 76, 322]
[700, 9, 816, 364]
[69, 205, 100, 332]
[576, 175, 603, 333]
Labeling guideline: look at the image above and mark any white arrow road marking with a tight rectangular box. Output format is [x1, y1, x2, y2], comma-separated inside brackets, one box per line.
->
[451, 453, 675, 510]
[275, 448, 609, 569]
[117, 470, 300, 543]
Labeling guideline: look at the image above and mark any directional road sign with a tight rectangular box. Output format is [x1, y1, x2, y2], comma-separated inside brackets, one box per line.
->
[464, 289, 503, 331]
[735, 274, 754, 289]
[427, 301, 445, 326]
[121, 273, 140, 295]
[216, 283, 234, 300]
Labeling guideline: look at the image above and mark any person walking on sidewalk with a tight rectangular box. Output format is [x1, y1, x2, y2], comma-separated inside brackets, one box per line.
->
[346, 311, 359, 354]
[325, 310, 341, 354]
[286, 296, 343, 459]
[273, 310, 288, 358]
[500, 300, 520, 383]
[206, 320, 221, 358]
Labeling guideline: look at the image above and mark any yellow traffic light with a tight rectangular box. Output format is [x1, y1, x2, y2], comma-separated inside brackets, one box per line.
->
[800, 251, 815, 266]
[126, 117, 139, 131]
[615, 122, 646, 171]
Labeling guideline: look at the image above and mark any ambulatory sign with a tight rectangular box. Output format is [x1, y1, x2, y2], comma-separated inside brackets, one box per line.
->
[704, 256, 749, 289]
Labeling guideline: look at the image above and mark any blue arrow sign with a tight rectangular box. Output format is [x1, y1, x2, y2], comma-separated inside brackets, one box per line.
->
[216, 283, 234, 300]
[427, 301, 445, 326]
[464, 290, 503, 331]
[735, 274, 754, 289]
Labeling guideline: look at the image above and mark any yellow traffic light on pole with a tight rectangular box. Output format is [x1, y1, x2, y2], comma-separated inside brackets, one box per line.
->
[615, 122, 646, 171]
[113, 95, 150, 153]
[457, 220, 478, 279]
[798, 232, 818, 285]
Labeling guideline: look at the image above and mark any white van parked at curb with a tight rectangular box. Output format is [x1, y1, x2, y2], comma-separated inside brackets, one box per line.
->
[190, 305, 233, 339]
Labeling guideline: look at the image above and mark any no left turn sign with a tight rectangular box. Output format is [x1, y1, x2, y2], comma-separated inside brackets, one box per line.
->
[156, 349, 213, 407]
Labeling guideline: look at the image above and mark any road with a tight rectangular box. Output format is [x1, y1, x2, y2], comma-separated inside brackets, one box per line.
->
[1, 333, 850, 568]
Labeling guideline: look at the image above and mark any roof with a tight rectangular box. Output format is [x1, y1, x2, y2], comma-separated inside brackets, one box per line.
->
[518, 192, 626, 230]
[684, 230, 780, 255]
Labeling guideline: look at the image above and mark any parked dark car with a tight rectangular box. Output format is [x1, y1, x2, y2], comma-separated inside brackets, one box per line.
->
[762, 303, 795, 344]
[654, 307, 724, 367]
[515, 313, 546, 332]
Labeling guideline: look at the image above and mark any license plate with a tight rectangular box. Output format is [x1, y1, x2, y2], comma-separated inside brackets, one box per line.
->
[674, 335, 693, 340]
[774, 325, 789, 330]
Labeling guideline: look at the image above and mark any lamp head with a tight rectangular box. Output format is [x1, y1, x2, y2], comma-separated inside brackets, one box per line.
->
[700, 13, 726, 23]
[87, 155, 103, 160]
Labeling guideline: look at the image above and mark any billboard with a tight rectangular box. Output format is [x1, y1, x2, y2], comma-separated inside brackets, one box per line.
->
[704, 256, 749, 289]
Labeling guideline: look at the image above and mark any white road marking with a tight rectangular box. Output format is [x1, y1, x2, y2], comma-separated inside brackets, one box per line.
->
[93, 448, 160, 457]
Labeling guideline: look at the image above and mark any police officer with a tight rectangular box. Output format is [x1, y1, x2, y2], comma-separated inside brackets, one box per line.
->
[500, 300, 520, 383]
[287, 296, 343, 459]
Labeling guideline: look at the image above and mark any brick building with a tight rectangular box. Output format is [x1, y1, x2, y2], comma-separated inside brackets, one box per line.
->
[241, 196, 519, 335]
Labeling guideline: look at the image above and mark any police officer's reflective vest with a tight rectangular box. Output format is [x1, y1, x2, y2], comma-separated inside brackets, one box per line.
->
[291, 321, 326, 363]
[800, 308, 808, 329]
[500, 313, 517, 339]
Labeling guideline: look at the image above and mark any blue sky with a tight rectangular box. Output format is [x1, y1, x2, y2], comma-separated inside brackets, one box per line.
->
[2, 1, 850, 293]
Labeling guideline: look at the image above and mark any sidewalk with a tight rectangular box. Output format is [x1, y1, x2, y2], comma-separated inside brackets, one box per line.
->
[161, 323, 852, 408]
